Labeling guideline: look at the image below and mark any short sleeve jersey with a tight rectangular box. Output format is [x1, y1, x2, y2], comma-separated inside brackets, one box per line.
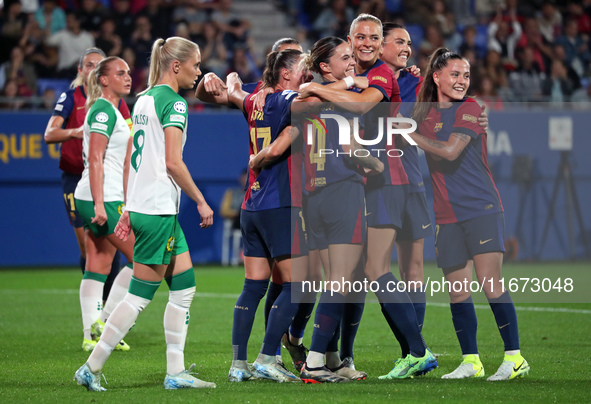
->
[52, 86, 131, 175]
[419, 97, 503, 224]
[126, 85, 189, 215]
[242, 89, 296, 211]
[359, 60, 408, 188]
[74, 98, 131, 202]
[397, 70, 425, 193]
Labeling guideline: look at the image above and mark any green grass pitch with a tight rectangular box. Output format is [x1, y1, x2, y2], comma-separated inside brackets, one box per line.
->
[1, 263, 590, 403]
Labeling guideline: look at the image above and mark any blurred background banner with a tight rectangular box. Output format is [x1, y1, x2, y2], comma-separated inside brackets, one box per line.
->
[0, 107, 590, 266]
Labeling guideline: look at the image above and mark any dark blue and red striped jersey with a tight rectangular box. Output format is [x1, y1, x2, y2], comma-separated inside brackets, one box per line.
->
[397, 70, 425, 193]
[52, 86, 130, 175]
[359, 60, 408, 188]
[419, 98, 503, 224]
[242, 89, 298, 211]
[304, 86, 364, 192]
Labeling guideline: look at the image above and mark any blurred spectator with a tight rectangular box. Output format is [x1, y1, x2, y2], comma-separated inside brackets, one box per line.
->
[219, 169, 247, 266]
[432, 0, 462, 51]
[121, 46, 147, 95]
[195, 21, 228, 78]
[313, 0, 355, 39]
[227, 45, 260, 84]
[0, 79, 26, 110]
[552, 44, 581, 90]
[420, 25, 445, 58]
[449, 0, 476, 26]
[172, 0, 209, 28]
[536, 1, 562, 44]
[509, 46, 546, 102]
[488, 8, 522, 64]
[460, 25, 485, 59]
[1, 1, 28, 61]
[127, 15, 154, 69]
[542, 59, 574, 104]
[20, 19, 58, 78]
[474, 74, 504, 110]
[138, 0, 173, 39]
[211, 0, 250, 49]
[41, 87, 57, 109]
[34, 0, 66, 35]
[555, 19, 590, 78]
[46, 11, 95, 78]
[358, 0, 392, 24]
[112, 0, 135, 42]
[20, 0, 40, 14]
[0, 46, 38, 97]
[77, 0, 108, 36]
[565, 1, 591, 35]
[516, 18, 552, 73]
[95, 17, 123, 56]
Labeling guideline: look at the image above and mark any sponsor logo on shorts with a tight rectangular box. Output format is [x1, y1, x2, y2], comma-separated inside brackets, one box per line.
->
[117, 204, 125, 215]
[166, 236, 175, 251]
[480, 238, 493, 245]
[422, 223, 431, 229]
[96, 112, 109, 123]
[173, 101, 187, 114]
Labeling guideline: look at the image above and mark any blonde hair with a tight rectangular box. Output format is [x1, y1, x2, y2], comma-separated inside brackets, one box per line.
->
[70, 47, 106, 88]
[349, 13, 383, 38]
[86, 56, 122, 110]
[139, 37, 200, 95]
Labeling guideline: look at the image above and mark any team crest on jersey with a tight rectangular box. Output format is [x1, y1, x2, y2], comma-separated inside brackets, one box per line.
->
[251, 181, 260, 191]
[166, 236, 175, 252]
[173, 101, 187, 114]
[434, 122, 443, 132]
[96, 112, 109, 123]
[58, 92, 67, 103]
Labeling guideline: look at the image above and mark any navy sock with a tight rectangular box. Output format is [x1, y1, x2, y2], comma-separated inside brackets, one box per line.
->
[261, 282, 300, 356]
[264, 281, 282, 330]
[374, 273, 425, 357]
[340, 300, 365, 360]
[79, 255, 86, 275]
[488, 291, 520, 351]
[328, 323, 341, 352]
[381, 303, 410, 357]
[309, 292, 345, 354]
[103, 251, 121, 302]
[407, 289, 427, 332]
[450, 295, 479, 355]
[232, 278, 269, 361]
[290, 290, 316, 339]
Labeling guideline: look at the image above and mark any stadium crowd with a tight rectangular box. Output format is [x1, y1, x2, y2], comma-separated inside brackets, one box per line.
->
[1, 0, 590, 109]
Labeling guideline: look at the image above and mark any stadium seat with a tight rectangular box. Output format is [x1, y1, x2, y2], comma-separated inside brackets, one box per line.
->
[37, 79, 71, 96]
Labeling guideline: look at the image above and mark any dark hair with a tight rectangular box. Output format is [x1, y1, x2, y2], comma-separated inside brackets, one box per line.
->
[304, 36, 346, 74]
[272, 38, 300, 52]
[261, 49, 303, 88]
[382, 22, 404, 39]
[413, 47, 465, 122]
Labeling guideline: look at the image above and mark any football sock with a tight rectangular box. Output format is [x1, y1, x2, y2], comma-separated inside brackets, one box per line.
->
[87, 276, 159, 372]
[100, 264, 133, 323]
[232, 278, 268, 361]
[340, 300, 365, 360]
[488, 291, 520, 351]
[261, 282, 299, 356]
[264, 281, 283, 355]
[80, 271, 107, 340]
[309, 292, 345, 356]
[407, 289, 427, 332]
[325, 350, 341, 370]
[79, 255, 86, 275]
[450, 295, 479, 355]
[164, 269, 196, 375]
[103, 251, 121, 302]
[374, 273, 425, 357]
[289, 294, 316, 345]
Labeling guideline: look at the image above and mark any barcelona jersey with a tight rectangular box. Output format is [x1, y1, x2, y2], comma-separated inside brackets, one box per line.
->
[358, 59, 408, 188]
[242, 89, 298, 211]
[397, 70, 425, 193]
[419, 98, 503, 224]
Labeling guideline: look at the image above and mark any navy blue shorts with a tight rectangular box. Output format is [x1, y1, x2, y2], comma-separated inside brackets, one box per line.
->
[306, 180, 366, 250]
[365, 184, 408, 229]
[397, 191, 435, 241]
[241, 207, 292, 259]
[435, 212, 506, 269]
[61, 171, 84, 228]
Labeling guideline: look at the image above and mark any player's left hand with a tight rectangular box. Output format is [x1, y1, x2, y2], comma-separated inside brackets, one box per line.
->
[478, 104, 488, 130]
[197, 202, 213, 228]
[405, 65, 421, 76]
[114, 211, 131, 241]
[91, 204, 108, 226]
[201, 72, 227, 96]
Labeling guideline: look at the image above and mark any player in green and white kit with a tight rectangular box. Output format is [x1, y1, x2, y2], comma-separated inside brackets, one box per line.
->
[75, 37, 216, 391]
[73, 56, 135, 353]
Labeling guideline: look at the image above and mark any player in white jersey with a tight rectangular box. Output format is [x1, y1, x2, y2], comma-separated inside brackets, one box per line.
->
[73, 56, 135, 353]
[75, 37, 216, 392]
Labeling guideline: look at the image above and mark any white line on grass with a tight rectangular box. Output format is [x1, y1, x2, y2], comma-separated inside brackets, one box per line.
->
[3, 289, 591, 314]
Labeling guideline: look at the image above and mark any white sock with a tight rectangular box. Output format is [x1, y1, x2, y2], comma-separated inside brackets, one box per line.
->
[255, 353, 275, 365]
[325, 351, 342, 369]
[80, 278, 104, 340]
[306, 351, 325, 369]
[87, 293, 150, 372]
[462, 353, 480, 359]
[505, 350, 520, 357]
[289, 333, 303, 346]
[165, 287, 195, 375]
[100, 265, 133, 323]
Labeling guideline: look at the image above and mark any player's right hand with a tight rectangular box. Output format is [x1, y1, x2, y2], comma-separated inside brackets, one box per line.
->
[114, 211, 131, 241]
[197, 202, 213, 228]
[202, 73, 227, 96]
[91, 204, 108, 226]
